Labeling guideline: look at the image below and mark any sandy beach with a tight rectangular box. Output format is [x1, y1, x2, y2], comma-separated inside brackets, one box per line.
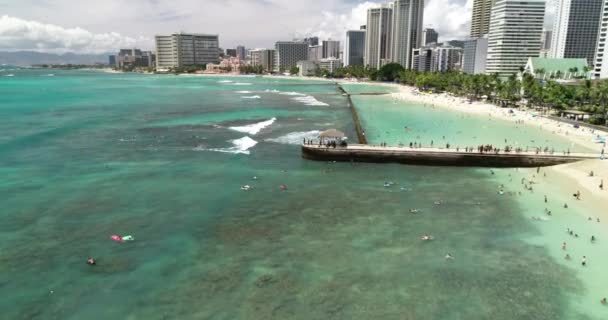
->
[383, 83, 608, 225]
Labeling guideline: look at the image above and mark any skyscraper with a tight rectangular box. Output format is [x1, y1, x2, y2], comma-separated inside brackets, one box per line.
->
[322, 40, 340, 59]
[273, 41, 309, 73]
[304, 37, 319, 46]
[308, 45, 323, 61]
[550, 0, 603, 66]
[485, 0, 545, 76]
[155, 33, 220, 70]
[593, 1, 608, 78]
[422, 28, 439, 45]
[470, 0, 496, 38]
[365, 4, 393, 69]
[250, 49, 275, 72]
[236, 45, 246, 60]
[462, 37, 488, 74]
[541, 30, 553, 51]
[391, 0, 424, 69]
[345, 30, 366, 66]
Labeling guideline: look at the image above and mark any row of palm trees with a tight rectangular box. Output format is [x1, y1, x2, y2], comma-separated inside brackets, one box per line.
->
[397, 70, 608, 126]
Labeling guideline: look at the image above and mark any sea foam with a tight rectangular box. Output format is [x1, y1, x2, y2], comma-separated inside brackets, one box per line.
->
[266, 130, 321, 145]
[292, 95, 329, 106]
[233, 82, 252, 86]
[200, 136, 258, 155]
[218, 80, 234, 83]
[236, 91, 253, 94]
[241, 95, 261, 99]
[279, 91, 306, 96]
[229, 118, 276, 135]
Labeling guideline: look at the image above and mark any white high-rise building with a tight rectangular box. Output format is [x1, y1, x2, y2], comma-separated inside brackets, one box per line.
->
[550, 0, 603, 66]
[365, 4, 393, 69]
[593, 1, 608, 78]
[155, 33, 219, 70]
[462, 37, 488, 74]
[485, 0, 545, 76]
[308, 45, 323, 61]
[391, 0, 424, 68]
[273, 41, 309, 73]
[422, 28, 439, 45]
[250, 49, 275, 72]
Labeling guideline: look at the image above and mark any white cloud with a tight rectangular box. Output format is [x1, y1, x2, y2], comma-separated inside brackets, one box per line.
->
[424, 0, 472, 41]
[299, 1, 381, 41]
[0, 15, 147, 53]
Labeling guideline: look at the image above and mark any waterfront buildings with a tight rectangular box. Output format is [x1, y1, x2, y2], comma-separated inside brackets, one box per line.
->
[225, 48, 237, 57]
[297, 60, 318, 76]
[411, 44, 462, 72]
[422, 28, 439, 45]
[205, 57, 246, 74]
[155, 33, 220, 70]
[391, 0, 424, 69]
[322, 40, 340, 59]
[485, 0, 545, 76]
[108, 55, 116, 67]
[116, 49, 155, 69]
[462, 37, 488, 74]
[365, 4, 393, 69]
[308, 45, 323, 61]
[236, 45, 246, 60]
[593, 1, 608, 78]
[319, 57, 343, 73]
[550, 0, 602, 66]
[470, 0, 496, 38]
[249, 49, 275, 72]
[273, 41, 309, 73]
[344, 29, 366, 66]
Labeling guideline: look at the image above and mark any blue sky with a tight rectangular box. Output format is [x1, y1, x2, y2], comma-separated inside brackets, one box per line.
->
[0, 0, 553, 53]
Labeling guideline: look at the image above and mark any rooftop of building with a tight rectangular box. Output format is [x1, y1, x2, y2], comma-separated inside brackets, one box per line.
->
[527, 58, 588, 73]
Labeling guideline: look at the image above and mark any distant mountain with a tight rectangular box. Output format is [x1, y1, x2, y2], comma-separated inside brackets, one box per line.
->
[0, 51, 113, 66]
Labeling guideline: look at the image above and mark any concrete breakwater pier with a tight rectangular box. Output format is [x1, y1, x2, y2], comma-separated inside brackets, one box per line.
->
[302, 144, 599, 168]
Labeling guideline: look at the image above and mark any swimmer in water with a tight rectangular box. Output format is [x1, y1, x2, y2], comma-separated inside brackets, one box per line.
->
[565, 254, 571, 260]
[582, 256, 587, 266]
[87, 257, 96, 266]
[602, 298, 607, 305]
[562, 242, 567, 250]
[591, 236, 596, 242]
[445, 253, 454, 260]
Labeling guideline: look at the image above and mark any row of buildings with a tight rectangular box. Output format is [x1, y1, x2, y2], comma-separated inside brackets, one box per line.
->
[109, 0, 608, 79]
[462, 0, 608, 79]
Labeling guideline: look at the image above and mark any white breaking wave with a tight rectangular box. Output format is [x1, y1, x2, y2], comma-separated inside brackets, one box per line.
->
[264, 89, 280, 93]
[266, 130, 321, 145]
[292, 95, 329, 106]
[199, 136, 258, 155]
[3, 74, 15, 77]
[218, 80, 234, 83]
[279, 91, 306, 96]
[236, 91, 253, 94]
[233, 82, 252, 86]
[241, 95, 261, 99]
[229, 118, 277, 135]
[43, 74, 55, 77]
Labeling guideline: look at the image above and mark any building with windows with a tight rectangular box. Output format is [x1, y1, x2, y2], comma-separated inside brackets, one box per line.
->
[412, 47, 433, 72]
[470, 0, 496, 38]
[485, 0, 545, 76]
[308, 45, 323, 61]
[225, 49, 237, 57]
[593, 1, 608, 78]
[108, 55, 117, 67]
[344, 29, 366, 66]
[411, 44, 462, 72]
[365, 4, 393, 69]
[391, 0, 424, 69]
[322, 40, 340, 59]
[155, 33, 220, 70]
[422, 28, 439, 45]
[550, 0, 602, 66]
[297, 60, 318, 76]
[249, 49, 275, 72]
[273, 41, 309, 73]
[319, 57, 343, 73]
[236, 45, 246, 60]
[462, 37, 488, 74]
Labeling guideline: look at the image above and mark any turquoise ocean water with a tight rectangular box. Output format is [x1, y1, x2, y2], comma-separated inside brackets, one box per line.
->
[1, 70, 606, 319]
